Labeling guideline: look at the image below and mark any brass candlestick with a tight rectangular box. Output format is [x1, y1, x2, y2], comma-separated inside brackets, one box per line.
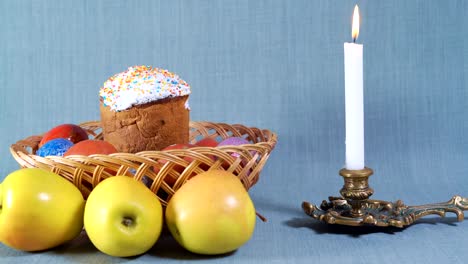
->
[302, 167, 468, 227]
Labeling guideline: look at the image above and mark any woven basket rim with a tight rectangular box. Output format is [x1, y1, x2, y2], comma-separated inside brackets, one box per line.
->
[10, 120, 278, 158]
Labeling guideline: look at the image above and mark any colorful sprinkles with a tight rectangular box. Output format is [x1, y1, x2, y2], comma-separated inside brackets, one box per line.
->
[99, 65, 191, 111]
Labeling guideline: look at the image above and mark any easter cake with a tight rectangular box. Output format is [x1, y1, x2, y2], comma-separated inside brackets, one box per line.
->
[99, 65, 191, 153]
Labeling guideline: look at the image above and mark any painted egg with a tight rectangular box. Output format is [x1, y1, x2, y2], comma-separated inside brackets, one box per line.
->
[218, 137, 251, 158]
[63, 140, 118, 157]
[218, 137, 254, 176]
[195, 138, 219, 148]
[218, 137, 249, 146]
[39, 124, 88, 148]
[36, 138, 74, 157]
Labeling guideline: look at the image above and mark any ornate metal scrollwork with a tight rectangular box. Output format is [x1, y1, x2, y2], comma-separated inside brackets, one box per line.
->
[303, 168, 468, 228]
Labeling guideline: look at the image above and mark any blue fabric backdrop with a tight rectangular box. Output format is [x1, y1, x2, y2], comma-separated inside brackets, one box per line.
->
[0, 0, 467, 263]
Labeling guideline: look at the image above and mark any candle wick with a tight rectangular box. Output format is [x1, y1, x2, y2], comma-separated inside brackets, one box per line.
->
[353, 37, 356, 43]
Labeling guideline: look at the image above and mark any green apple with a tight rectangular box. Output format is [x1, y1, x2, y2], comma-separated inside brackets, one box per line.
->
[84, 176, 163, 257]
[165, 170, 256, 255]
[0, 168, 85, 251]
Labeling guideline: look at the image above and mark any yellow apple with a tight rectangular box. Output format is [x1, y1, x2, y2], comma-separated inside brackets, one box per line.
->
[165, 170, 256, 255]
[84, 176, 163, 257]
[0, 168, 85, 251]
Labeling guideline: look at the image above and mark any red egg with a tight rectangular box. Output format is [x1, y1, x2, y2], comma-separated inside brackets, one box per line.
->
[155, 143, 198, 186]
[193, 138, 218, 168]
[160, 143, 197, 163]
[64, 140, 122, 176]
[63, 140, 118, 157]
[39, 124, 89, 148]
[195, 138, 219, 148]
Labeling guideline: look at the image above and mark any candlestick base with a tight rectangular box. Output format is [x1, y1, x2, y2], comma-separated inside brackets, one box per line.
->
[302, 168, 468, 227]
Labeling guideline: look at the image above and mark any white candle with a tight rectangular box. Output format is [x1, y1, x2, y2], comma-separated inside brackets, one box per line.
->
[344, 5, 364, 170]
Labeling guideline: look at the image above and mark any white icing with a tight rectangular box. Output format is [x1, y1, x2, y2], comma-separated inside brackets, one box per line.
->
[100, 66, 191, 111]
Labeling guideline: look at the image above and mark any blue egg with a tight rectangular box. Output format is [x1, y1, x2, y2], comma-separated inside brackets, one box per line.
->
[37, 138, 74, 157]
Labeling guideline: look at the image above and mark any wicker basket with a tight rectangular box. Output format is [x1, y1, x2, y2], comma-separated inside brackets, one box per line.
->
[10, 121, 277, 206]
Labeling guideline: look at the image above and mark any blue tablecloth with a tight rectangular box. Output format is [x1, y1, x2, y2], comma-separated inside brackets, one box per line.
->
[1, 0, 467, 263]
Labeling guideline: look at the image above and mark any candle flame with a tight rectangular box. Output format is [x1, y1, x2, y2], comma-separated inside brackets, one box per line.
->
[352, 5, 360, 41]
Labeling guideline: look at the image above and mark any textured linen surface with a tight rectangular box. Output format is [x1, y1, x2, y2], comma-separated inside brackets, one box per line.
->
[0, 0, 467, 263]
